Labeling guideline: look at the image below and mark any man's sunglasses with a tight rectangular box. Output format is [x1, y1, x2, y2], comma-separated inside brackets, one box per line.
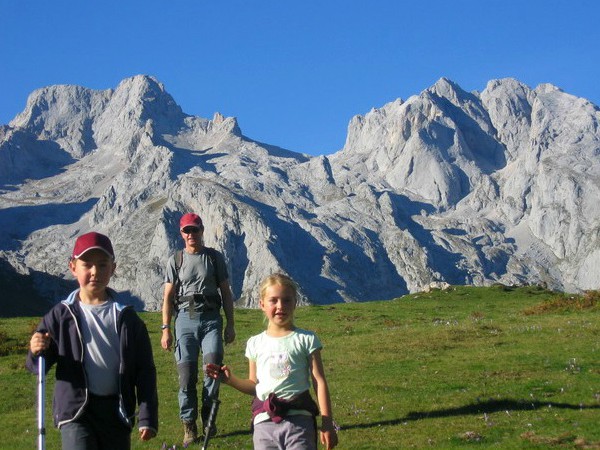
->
[182, 227, 201, 234]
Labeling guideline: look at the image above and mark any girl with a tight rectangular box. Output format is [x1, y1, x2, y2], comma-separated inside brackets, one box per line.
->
[206, 273, 338, 449]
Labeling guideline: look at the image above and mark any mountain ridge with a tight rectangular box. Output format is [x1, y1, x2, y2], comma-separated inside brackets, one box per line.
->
[1, 75, 599, 312]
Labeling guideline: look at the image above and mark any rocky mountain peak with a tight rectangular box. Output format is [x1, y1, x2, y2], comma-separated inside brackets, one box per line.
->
[1, 76, 599, 313]
[110, 75, 185, 128]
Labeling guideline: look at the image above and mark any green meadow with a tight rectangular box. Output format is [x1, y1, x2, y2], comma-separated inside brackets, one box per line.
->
[1, 285, 599, 449]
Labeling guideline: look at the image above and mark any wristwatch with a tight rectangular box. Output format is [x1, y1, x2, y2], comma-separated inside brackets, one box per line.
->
[161, 324, 170, 330]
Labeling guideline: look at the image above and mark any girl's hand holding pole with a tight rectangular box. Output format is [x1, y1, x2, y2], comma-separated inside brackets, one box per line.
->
[205, 362, 257, 396]
[205, 363, 230, 384]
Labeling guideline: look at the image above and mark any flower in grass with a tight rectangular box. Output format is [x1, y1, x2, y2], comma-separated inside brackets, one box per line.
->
[463, 431, 482, 442]
[565, 358, 581, 373]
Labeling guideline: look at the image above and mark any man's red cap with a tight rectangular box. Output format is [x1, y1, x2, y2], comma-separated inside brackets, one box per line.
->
[180, 213, 203, 230]
[72, 232, 115, 259]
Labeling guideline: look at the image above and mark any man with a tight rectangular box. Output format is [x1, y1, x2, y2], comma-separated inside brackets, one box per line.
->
[161, 213, 235, 445]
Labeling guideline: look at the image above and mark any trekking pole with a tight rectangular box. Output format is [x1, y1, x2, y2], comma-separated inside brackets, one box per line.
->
[201, 377, 221, 450]
[37, 354, 46, 450]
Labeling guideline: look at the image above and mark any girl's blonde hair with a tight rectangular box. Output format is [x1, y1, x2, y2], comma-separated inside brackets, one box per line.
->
[259, 273, 298, 302]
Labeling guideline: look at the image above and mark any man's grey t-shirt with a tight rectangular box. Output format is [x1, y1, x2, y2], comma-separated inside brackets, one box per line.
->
[164, 248, 228, 297]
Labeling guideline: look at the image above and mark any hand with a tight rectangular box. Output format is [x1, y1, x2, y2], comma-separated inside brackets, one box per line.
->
[161, 329, 172, 351]
[205, 363, 231, 383]
[320, 417, 339, 450]
[224, 323, 236, 344]
[139, 428, 156, 441]
[30, 332, 50, 355]
[320, 429, 339, 450]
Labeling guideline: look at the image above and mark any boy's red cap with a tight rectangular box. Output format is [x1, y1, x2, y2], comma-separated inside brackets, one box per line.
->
[180, 213, 203, 230]
[72, 232, 115, 259]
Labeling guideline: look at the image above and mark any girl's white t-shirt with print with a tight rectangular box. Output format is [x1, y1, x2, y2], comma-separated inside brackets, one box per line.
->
[246, 328, 322, 423]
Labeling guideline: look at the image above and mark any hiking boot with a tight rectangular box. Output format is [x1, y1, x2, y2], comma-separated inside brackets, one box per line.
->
[182, 421, 199, 446]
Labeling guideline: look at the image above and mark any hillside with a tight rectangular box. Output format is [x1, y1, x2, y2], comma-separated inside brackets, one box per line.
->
[2, 286, 599, 448]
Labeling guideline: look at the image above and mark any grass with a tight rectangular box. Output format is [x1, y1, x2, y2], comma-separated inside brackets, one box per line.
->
[1, 285, 600, 449]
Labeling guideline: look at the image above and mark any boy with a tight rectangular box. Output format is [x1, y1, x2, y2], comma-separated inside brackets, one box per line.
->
[26, 231, 158, 450]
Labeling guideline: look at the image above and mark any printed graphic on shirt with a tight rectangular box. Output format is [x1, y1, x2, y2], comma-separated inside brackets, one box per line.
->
[268, 350, 291, 380]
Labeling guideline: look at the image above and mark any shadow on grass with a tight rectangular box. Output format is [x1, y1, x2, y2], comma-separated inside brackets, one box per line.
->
[214, 429, 252, 438]
[185, 398, 600, 438]
[342, 398, 600, 431]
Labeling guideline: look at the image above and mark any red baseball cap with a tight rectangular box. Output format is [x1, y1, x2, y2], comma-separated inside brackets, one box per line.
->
[72, 232, 115, 259]
[180, 213, 204, 230]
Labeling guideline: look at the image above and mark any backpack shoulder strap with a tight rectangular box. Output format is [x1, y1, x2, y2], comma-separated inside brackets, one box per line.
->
[175, 250, 184, 274]
[173, 250, 184, 301]
[205, 247, 221, 286]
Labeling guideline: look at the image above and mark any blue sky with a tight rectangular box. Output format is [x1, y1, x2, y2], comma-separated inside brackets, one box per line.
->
[1, 1, 599, 156]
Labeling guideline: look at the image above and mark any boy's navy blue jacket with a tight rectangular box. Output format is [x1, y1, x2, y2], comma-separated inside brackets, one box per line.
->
[26, 288, 159, 433]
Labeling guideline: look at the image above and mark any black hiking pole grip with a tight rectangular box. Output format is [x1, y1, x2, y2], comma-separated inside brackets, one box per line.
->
[38, 354, 46, 450]
[201, 378, 221, 450]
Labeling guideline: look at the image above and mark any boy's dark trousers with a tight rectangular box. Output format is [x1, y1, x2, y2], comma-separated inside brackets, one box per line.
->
[60, 394, 131, 450]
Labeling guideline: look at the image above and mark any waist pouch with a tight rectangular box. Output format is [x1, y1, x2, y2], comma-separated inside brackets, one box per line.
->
[176, 294, 221, 316]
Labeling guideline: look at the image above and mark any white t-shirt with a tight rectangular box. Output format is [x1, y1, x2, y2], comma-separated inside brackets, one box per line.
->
[79, 301, 120, 396]
[246, 328, 322, 423]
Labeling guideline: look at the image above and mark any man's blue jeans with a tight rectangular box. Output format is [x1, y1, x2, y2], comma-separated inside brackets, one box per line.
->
[174, 309, 223, 423]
